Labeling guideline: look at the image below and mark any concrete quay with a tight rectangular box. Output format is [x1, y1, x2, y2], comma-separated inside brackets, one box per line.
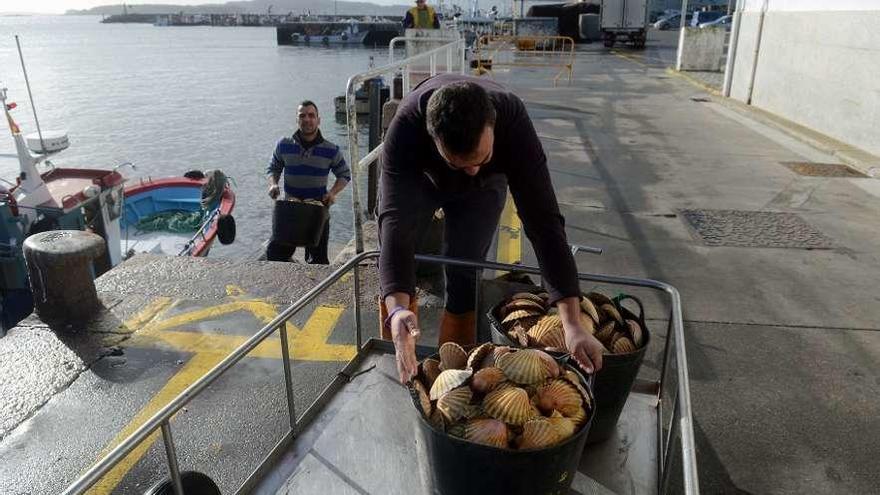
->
[1, 32, 879, 494]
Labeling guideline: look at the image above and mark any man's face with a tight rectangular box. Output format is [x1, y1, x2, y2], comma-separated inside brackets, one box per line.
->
[416, 0, 426, 9]
[435, 125, 494, 177]
[297, 104, 320, 136]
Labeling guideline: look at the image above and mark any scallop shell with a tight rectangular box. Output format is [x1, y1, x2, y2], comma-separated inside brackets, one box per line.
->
[439, 342, 468, 370]
[511, 292, 546, 306]
[518, 418, 561, 449]
[420, 358, 442, 389]
[548, 410, 577, 440]
[566, 405, 588, 427]
[612, 335, 637, 354]
[467, 342, 495, 370]
[586, 291, 614, 307]
[437, 386, 474, 422]
[561, 370, 591, 407]
[509, 325, 531, 347]
[501, 299, 546, 318]
[412, 379, 432, 417]
[626, 319, 644, 348]
[528, 316, 566, 349]
[429, 408, 446, 430]
[579, 297, 601, 325]
[595, 320, 617, 344]
[491, 346, 512, 364]
[471, 367, 507, 394]
[600, 303, 624, 326]
[535, 379, 583, 416]
[447, 422, 466, 438]
[502, 309, 542, 326]
[497, 349, 552, 385]
[536, 350, 560, 378]
[464, 419, 509, 448]
[483, 386, 536, 425]
[429, 369, 472, 400]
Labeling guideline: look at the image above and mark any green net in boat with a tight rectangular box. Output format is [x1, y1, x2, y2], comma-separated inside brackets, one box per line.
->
[135, 210, 204, 234]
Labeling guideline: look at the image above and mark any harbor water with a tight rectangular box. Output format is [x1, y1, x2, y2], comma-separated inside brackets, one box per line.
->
[0, 15, 390, 259]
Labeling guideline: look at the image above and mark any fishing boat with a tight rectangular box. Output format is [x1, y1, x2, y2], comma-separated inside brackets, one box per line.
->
[0, 83, 235, 332]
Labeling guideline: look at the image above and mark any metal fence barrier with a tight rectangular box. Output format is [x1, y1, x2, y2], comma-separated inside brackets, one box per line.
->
[474, 34, 576, 86]
[61, 251, 698, 495]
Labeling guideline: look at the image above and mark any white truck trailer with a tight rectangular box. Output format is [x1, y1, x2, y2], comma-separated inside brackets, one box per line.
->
[600, 0, 648, 49]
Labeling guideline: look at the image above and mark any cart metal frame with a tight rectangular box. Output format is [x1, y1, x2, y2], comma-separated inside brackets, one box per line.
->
[62, 251, 699, 495]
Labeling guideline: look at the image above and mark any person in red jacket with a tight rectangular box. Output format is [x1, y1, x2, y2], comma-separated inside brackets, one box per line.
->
[378, 74, 604, 383]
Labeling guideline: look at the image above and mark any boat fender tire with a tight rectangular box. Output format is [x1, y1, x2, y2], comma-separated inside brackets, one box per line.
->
[144, 471, 221, 495]
[217, 214, 236, 245]
[322, 36, 329, 44]
[183, 170, 205, 180]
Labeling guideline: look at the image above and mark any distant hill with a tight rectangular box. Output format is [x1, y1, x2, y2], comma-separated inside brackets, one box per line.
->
[67, 1, 412, 16]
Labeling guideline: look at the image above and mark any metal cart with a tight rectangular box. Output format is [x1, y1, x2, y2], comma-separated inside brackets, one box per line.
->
[62, 252, 699, 495]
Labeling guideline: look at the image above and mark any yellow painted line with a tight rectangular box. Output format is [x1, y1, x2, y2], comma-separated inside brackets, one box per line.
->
[610, 50, 647, 67]
[131, 305, 354, 362]
[91, 303, 351, 493]
[88, 352, 219, 495]
[664, 66, 722, 96]
[118, 297, 174, 333]
[142, 300, 277, 334]
[496, 193, 522, 265]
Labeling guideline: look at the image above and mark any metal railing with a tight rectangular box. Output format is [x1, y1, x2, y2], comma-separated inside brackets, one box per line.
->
[346, 37, 466, 256]
[62, 250, 698, 495]
[474, 34, 576, 86]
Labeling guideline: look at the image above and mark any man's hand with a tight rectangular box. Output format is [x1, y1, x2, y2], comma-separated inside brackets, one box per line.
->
[322, 191, 336, 206]
[268, 184, 280, 200]
[563, 322, 604, 374]
[557, 296, 604, 373]
[390, 308, 420, 383]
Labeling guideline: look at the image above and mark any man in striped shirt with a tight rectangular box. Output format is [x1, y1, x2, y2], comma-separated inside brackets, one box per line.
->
[266, 100, 350, 264]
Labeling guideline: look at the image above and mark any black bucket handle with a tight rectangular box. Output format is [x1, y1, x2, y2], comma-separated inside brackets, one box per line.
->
[613, 293, 646, 326]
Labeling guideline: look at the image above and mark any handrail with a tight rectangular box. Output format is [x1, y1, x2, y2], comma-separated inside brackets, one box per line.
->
[346, 37, 466, 254]
[61, 250, 377, 495]
[62, 250, 698, 494]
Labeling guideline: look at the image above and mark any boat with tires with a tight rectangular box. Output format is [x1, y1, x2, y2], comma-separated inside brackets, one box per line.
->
[0, 83, 236, 333]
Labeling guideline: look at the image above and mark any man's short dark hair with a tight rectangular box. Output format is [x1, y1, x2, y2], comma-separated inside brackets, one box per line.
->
[299, 100, 318, 115]
[426, 82, 496, 156]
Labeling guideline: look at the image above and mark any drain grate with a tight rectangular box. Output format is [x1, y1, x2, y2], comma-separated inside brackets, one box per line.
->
[681, 209, 834, 249]
[781, 161, 867, 178]
[690, 97, 711, 103]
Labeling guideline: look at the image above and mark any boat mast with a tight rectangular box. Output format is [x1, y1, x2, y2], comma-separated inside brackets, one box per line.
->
[15, 36, 46, 154]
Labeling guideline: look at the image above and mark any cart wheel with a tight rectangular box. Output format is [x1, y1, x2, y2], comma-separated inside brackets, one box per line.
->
[144, 471, 220, 495]
[603, 33, 615, 48]
[217, 214, 236, 245]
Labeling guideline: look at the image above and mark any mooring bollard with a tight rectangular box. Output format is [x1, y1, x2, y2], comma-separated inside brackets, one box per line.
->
[22, 230, 106, 325]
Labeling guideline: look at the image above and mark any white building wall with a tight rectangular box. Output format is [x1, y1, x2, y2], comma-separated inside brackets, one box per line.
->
[727, 0, 880, 156]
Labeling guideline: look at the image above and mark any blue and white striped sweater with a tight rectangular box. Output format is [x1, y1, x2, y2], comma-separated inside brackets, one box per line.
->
[267, 131, 350, 200]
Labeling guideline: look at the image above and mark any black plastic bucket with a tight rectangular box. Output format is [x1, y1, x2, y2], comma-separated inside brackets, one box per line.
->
[487, 293, 650, 444]
[271, 200, 327, 247]
[410, 354, 594, 495]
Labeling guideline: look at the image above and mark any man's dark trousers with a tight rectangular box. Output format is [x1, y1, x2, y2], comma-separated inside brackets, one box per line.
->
[266, 216, 330, 264]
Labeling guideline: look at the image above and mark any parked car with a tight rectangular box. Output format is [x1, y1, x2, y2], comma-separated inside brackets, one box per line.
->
[699, 15, 732, 29]
[653, 13, 691, 30]
[690, 10, 725, 27]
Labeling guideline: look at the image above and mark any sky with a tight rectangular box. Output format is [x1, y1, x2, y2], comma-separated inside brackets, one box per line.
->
[4, 0, 403, 15]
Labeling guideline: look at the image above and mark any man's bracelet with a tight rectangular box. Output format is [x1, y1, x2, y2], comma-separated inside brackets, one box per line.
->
[384, 305, 407, 330]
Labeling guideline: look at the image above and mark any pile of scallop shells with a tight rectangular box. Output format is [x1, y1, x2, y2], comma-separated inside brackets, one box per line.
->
[498, 291, 646, 355]
[410, 342, 592, 450]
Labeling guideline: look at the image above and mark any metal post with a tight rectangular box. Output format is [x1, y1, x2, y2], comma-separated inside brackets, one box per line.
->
[279, 325, 298, 431]
[160, 422, 185, 495]
[353, 263, 363, 348]
[367, 78, 382, 218]
[674, 0, 689, 71]
[722, 0, 744, 97]
[745, 0, 768, 105]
